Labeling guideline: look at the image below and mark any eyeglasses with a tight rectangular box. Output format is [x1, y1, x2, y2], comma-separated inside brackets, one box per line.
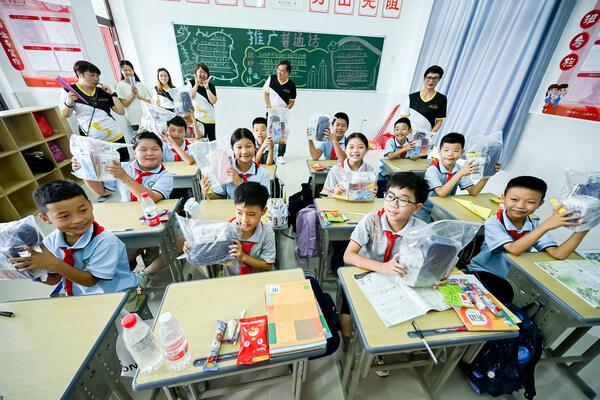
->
[424, 76, 440, 82]
[383, 192, 417, 207]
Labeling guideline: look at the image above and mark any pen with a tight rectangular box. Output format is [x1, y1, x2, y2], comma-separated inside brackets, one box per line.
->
[192, 352, 237, 367]
[435, 327, 468, 333]
[109, 228, 134, 233]
[412, 320, 438, 364]
[0, 311, 15, 317]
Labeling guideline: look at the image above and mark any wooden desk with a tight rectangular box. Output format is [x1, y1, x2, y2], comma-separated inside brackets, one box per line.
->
[380, 158, 429, 176]
[338, 267, 518, 400]
[506, 253, 600, 398]
[307, 160, 338, 197]
[314, 198, 384, 283]
[430, 193, 539, 223]
[133, 269, 324, 399]
[163, 161, 201, 200]
[94, 199, 183, 282]
[259, 164, 277, 195]
[0, 293, 129, 399]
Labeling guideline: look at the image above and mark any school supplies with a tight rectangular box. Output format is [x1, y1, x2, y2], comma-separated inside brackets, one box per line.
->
[438, 283, 475, 307]
[265, 280, 327, 354]
[202, 320, 227, 371]
[56, 75, 89, 104]
[237, 315, 270, 365]
[465, 131, 503, 178]
[334, 170, 377, 201]
[70, 135, 131, 181]
[322, 210, 348, 223]
[267, 107, 292, 143]
[406, 131, 429, 158]
[465, 152, 486, 181]
[559, 170, 600, 232]
[452, 198, 493, 219]
[264, 198, 288, 228]
[139, 102, 176, 135]
[550, 198, 567, 214]
[311, 163, 326, 171]
[0, 216, 48, 281]
[535, 259, 600, 308]
[177, 216, 241, 265]
[189, 141, 234, 190]
[223, 309, 245, 345]
[307, 113, 333, 141]
[412, 321, 438, 364]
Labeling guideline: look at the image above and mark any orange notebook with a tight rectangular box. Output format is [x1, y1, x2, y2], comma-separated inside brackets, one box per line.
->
[265, 280, 327, 355]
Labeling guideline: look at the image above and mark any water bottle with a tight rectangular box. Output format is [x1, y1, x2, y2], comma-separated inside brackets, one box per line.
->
[158, 312, 191, 371]
[141, 192, 161, 228]
[121, 313, 164, 374]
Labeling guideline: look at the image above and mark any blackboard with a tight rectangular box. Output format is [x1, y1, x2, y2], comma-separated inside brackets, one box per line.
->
[173, 24, 384, 91]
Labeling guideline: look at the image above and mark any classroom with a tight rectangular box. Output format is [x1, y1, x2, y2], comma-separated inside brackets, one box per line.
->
[1, 0, 600, 399]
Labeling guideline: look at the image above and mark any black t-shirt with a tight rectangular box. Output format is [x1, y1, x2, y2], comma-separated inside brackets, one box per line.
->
[268, 74, 296, 105]
[188, 79, 217, 102]
[407, 91, 447, 129]
[70, 83, 115, 116]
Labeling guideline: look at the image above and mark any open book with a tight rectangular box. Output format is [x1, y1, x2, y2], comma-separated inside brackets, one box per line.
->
[535, 259, 600, 308]
[353, 271, 450, 328]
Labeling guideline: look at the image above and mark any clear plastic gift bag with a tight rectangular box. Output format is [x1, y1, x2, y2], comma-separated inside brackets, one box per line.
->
[396, 220, 481, 287]
[177, 215, 241, 265]
[265, 198, 288, 228]
[406, 131, 429, 158]
[167, 86, 193, 115]
[0, 215, 48, 281]
[334, 169, 377, 201]
[189, 141, 234, 190]
[465, 131, 503, 179]
[139, 102, 176, 135]
[267, 107, 292, 143]
[560, 170, 600, 232]
[70, 135, 131, 181]
[307, 113, 333, 141]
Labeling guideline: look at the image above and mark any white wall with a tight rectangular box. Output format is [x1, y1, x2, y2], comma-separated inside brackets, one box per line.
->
[109, 0, 434, 149]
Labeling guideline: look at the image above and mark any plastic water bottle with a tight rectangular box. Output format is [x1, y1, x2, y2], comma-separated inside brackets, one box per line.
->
[121, 313, 164, 374]
[141, 192, 161, 228]
[158, 312, 191, 371]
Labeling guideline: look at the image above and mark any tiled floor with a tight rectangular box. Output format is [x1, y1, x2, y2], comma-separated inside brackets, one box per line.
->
[2, 149, 599, 400]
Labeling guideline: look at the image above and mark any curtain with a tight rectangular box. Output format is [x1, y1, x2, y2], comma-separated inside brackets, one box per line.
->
[410, 0, 576, 163]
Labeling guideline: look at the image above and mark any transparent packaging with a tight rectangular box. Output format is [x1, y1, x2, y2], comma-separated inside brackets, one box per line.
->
[465, 131, 503, 178]
[139, 102, 176, 135]
[0, 215, 48, 281]
[267, 107, 292, 143]
[560, 170, 600, 232]
[70, 135, 131, 181]
[189, 141, 233, 190]
[177, 215, 241, 265]
[334, 169, 377, 201]
[307, 113, 333, 141]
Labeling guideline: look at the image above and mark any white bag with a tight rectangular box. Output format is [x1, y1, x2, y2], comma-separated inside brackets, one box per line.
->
[70, 135, 131, 181]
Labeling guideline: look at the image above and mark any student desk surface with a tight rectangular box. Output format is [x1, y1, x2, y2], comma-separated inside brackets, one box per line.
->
[93, 199, 183, 282]
[380, 158, 429, 176]
[307, 160, 339, 197]
[338, 267, 518, 400]
[133, 268, 324, 399]
[259, 163, 277, 195]
[506, 252, 600, 398]
[163, 161, 201, 199]
[0, 292, 129, 400]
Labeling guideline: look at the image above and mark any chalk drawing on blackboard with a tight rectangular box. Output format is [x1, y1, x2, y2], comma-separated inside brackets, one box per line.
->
[306, 59, 328, 89]
[330, 37, 381, 90]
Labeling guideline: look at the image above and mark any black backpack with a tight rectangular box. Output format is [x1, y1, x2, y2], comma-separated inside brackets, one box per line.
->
[305, 271, 340, 359]
[288, 178, 314, 232]
[460, 302, 544, 399]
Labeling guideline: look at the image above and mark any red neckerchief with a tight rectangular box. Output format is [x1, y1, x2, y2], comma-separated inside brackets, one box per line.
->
[330, 147, 337, 160]
[60, 222, 105, 296]
[496, 210, 530, 240]
[129, 164, 165, 201]
[239, 162, 259, 182]
[229, 218, 260, 274]
[340, 160, 366, 171]
[396, 139, 407, 158]
[377, 209, 400, 262]
[171, 139, 191, 162]
[430, 159, 453, 182]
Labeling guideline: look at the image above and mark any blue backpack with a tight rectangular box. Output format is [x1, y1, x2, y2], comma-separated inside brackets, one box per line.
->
[460, 302, 544, 399]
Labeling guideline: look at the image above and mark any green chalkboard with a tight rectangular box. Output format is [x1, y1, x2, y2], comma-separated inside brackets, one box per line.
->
[173, 24, 384, 91]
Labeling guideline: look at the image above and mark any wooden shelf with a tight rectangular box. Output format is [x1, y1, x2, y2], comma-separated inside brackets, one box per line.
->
[18, 140, 46, 151]
[1, 179, 34, 195]
[57, 159, 72, 168]
[44, 132, 67, 142]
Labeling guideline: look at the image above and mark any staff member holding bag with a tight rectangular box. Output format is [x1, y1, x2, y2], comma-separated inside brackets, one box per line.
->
[187, 63, 217, 141]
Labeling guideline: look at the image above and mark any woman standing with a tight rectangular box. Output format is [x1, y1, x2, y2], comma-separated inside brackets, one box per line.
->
[187, 63, 217, 141]
[115, 60, 152, 133]
[153, 67, 175, 111]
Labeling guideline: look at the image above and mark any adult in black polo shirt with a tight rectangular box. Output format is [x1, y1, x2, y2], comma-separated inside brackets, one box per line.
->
[263, 60, 296, 164]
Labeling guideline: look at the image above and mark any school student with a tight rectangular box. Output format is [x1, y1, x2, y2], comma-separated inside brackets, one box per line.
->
[11, 180, 139, 296]
[384, 118, 417, 160]
[187, 63, 217, 141]
[308, 112, 349, 162]
[200, 128, 271, 199]
[153, 67, 176, 111]
[115, 60, 152, 133]
[60, 60, 129, 162]
[252, 117, 274, 165]
[184, 182, 275, 276]
[469, 176, 590, 303]
[160, 116, 195, 164]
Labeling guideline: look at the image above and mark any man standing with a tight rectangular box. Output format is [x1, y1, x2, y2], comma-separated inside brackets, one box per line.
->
[263, 60, 296, 164]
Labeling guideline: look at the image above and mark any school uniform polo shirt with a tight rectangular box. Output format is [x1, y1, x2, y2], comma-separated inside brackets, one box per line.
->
[44, 223, 139, 295]
[223, 220, 276, 276]
[316, 136, 346, 161]
[263, 74, 296, 108]
[104, 160, 173, 202]
[162, 140, 192, 162]
[400, 91, 447, 131]
[59, 84, 124, 142]
[256, 145, 276, 164]
[350, 212, 426, 262]
[419, 161, 475, 217]
[323, 160, 375, 194]
[212, 161, 271, 199]
[469, 210, 557, 279]
[380, 138, 409, 176]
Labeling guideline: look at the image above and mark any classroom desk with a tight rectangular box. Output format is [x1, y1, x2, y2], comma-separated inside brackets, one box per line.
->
[0, 292, 130, 400]
[307, 160, 339, 197]
[133, 269, 324, 399]
[380, 158, 429, 176]
[338, 267, 518, 400]
[163, 161, 201, 200]
[506, 253, 600, 399]
[259, 163, 277, 195]
[314, 198, 384, 284]
[94, 199, 183, 282]
[429, 193, 501, 223]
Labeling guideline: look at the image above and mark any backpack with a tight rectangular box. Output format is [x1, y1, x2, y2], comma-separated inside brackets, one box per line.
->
[460, 302, 544, 399]
[288, 178, 314, 232]
[294, 205, 320, 263]
[305, 270, 340, 359]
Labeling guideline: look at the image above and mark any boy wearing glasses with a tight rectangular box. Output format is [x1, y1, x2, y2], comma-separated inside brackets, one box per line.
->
[399, 65, 446, 134]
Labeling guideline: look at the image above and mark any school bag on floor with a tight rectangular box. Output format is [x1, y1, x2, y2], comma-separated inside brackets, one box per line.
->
[305, 271, 340, 359]
[294, 205, 320, 263]
[288, 178, 314, 232]
[460, 302, 544, 400]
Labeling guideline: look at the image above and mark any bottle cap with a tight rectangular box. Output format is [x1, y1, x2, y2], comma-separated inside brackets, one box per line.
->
[121, 313, 139, 329]
[159, 312, 173, 325]
[141, 192, 149, 198]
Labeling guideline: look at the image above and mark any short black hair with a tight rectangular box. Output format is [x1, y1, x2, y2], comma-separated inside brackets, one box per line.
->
[132, 131, 163, 149]
[504, 176, 548, 199]
[33, 180, 89, 215]
[333, 112, 349, 126]
[279, 60, 292, 73]
[252, 117, 267, 127]
[394, 117, 411, 129]
[440, 132, 465, 149]
[118, 60, 140, 82]
[345, 132, 368, 148]
[387, 172, 429, 204]
[424, 65, 444, 79]
[234, 182, 269, 209]
[73, 60, 100, 76]
[557, 83, 568, 90]
[167, 115, 187, 128]
[231, 127, 255, 147]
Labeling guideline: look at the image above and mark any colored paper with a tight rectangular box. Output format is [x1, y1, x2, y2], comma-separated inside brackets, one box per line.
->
[453, 198, 492, 219]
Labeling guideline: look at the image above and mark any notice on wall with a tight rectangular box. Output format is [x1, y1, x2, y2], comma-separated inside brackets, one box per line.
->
[0, 0, 88, 87]
[542, 1, 600, 122]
